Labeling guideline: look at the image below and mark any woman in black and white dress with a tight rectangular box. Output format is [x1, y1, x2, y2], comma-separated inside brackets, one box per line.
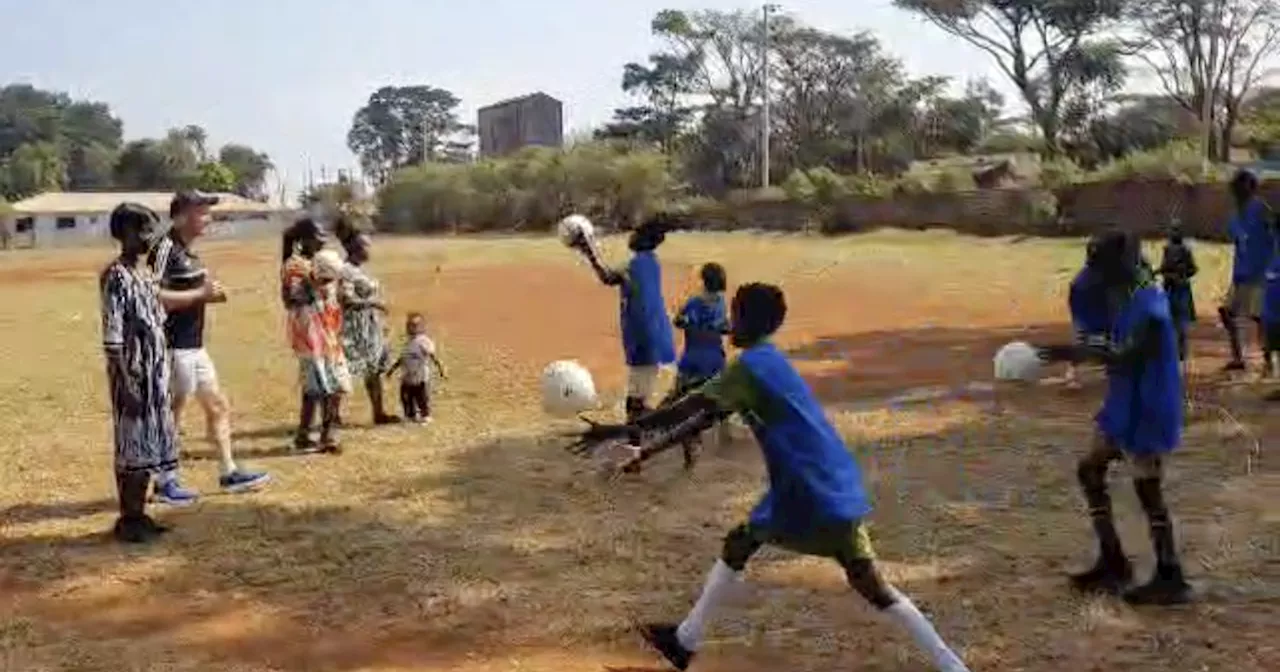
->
[100, 202, 219, 543]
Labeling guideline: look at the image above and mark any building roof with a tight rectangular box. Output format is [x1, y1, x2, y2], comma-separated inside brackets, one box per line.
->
[10, 191, 280, 216]
[478, 91, 560, 112]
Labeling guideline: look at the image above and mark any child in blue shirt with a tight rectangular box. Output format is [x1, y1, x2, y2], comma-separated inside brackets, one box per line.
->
[570, 215, 678, 432]
[569, 283, 970, 671]
[665, 262, 730, 469]
[1220, 169, 1274, 371]
[1039, 230, 1189, 605]
[1065, 235, 1112, 389]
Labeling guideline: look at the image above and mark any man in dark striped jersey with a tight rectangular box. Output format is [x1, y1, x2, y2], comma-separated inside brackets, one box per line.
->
[148, 191, 269, 503]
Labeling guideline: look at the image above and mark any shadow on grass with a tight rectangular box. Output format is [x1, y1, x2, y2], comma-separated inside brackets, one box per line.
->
[0, 498, 116, 526]
[2, 399, 1276, 671]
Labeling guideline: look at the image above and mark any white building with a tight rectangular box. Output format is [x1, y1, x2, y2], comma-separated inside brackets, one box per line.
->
[3, 191, 291, 248]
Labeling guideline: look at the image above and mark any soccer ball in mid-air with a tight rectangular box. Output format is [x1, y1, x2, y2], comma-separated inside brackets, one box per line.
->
[557, 214, 595, 247]
[312, 248, 345, 282]
[994, 341, 1042, 381]
[541, 360, 598, 416]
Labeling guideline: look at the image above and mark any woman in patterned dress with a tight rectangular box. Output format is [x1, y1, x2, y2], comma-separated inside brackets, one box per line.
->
[100, 202, 220, 543]
[335, 218, 398, 425]
[281, 217, 350, 453]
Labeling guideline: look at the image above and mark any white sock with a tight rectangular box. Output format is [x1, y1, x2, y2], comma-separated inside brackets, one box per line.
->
[882, 590, 970, 672]
[675, 559, 741, 651]
[157, 469, 178, 486]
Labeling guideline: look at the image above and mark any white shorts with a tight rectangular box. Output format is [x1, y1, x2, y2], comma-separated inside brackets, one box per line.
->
[626, 365, 661, 399]
[170, 348, 219, 399]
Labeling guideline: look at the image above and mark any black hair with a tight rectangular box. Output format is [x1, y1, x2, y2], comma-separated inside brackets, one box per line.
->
[282, 217, 322, 261]
[109, 202, 159, 242]
[629, 212, 680, 251]
[333, 216, 365, 256]
[1231, 168, 1260, 205]
[700, 262, 727, 293]
[731, 282, 786, 343]
[1091, 229, 1141, 282]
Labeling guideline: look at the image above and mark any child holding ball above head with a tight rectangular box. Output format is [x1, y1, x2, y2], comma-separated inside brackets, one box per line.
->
[1037, 230, 1190, 605]
[569, 214, 677, 437]
[567, 283, 970, 672]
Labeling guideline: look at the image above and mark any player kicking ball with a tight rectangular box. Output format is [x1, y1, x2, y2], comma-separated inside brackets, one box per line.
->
[567, 282, 970, 671]
[1037, 230, 1191, 605]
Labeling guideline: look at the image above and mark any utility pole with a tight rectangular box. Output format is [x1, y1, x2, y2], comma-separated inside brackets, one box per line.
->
[761, 3, 778, 189]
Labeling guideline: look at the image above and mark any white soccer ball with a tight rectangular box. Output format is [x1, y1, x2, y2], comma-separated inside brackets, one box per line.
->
[557, 214, 595, 247]
[312, 248, 345, 281]
[540, 360, 598, 416]
[994, 341, 1042, 381]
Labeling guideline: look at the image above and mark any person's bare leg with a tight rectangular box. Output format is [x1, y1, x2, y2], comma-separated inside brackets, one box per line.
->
[196, 388, 236, 476]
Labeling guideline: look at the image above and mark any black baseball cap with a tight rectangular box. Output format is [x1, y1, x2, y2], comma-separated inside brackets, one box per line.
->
[169, 190, 219, 218]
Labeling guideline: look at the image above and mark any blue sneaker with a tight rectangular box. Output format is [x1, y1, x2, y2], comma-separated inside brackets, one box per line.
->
[219, 469, 270, 493]
[153, 480, 199, 506]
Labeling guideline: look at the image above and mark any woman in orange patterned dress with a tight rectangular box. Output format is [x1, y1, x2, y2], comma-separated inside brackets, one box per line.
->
[280, 217, 350, 453]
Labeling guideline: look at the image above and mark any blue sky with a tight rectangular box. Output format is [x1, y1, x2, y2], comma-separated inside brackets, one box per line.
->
[3, 0, 1033, 201]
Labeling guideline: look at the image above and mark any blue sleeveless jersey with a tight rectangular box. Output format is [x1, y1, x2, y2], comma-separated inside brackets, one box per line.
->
[737, 342, 872, 533]
[1095, 286, 1183, 455]
[620, 252, 676, 366]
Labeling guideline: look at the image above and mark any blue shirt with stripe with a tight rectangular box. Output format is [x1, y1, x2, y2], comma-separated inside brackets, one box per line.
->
[708, 342, 872, 535]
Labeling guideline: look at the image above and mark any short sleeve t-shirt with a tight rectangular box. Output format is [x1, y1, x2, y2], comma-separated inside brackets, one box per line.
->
[400, 334, 436, 385]
[147, 231, 207, 349]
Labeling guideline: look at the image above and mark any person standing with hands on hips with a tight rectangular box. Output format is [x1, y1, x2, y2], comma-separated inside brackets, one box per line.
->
[148, 191, 269, 503]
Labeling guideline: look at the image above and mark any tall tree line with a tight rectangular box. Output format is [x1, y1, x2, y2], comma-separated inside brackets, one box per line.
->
[0, 84, 274, 201]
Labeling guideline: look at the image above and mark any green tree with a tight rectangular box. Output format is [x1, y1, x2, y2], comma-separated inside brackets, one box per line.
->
[346, 85, 472, 184]
[894, 0, 1129, 157]
[1128, 0, 1280, 161]
[597, 54, 699, 151]
[218, 143, 274, 199]
[0, 84, 123, 196]
[2, 141, 65, 198]
[193, 161, 236, 192]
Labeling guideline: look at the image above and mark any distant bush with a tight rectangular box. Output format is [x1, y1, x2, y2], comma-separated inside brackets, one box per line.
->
[376, 142, 679, 233]
[1036, 157, 1084, 190]
[1090, 141, 1228, 184]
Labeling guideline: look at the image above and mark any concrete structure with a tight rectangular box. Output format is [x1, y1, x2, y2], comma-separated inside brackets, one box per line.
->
[5, 191, 290, 248]
[477, 92, 564, 158]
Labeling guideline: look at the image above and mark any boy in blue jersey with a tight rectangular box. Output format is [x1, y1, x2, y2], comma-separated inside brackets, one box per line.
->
[1220, 169, 1274, 371]
[1157, 223, 1198, 362]
[1038, 230, 1190, 605]
[1065, 235, 1112, 389]
[568, 283, 970, 671]
[571, 215, 678, 440]
[665, 262, 730, 469]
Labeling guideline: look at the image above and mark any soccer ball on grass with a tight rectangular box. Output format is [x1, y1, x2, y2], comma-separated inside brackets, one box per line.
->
[993, 341, 1042, 382]
[540, 360, 599, 416]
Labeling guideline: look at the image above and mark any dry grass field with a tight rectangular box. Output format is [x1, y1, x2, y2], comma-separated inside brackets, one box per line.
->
[1, 230, 1277, 671]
